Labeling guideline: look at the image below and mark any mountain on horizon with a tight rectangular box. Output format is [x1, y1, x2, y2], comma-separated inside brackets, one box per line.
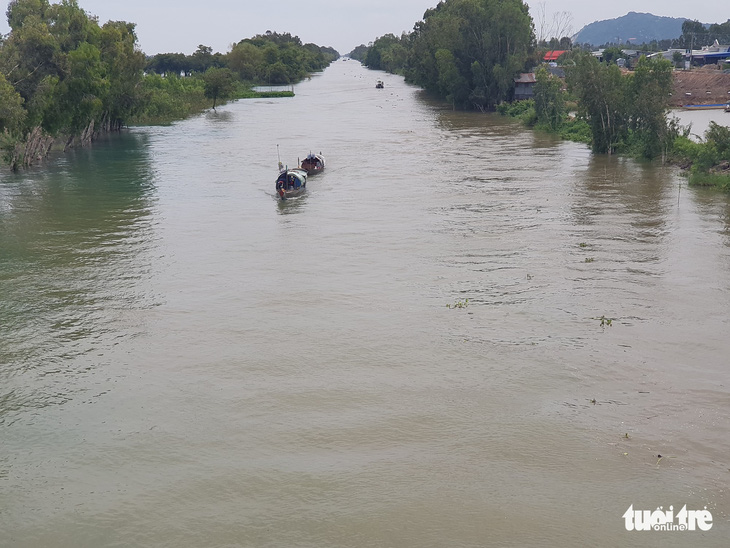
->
[574, 12, 690, 46]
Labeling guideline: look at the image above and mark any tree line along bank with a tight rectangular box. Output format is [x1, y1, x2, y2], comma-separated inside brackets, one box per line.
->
[351, 0, 729, 190]
[0, 0, 339, 170]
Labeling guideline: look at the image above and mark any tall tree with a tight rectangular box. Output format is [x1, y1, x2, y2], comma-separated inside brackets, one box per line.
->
[407, 0, 534, 110]
[566, 52, 627, 154]
[0, 71, 26, 134]
[627, 56, 673, 159]
[202, 67, 235, 109]
[681, 20, 710, 49]
[0, 0, 146, 166]
[533, 65, 564, 131]
[227, 42, 264, 81]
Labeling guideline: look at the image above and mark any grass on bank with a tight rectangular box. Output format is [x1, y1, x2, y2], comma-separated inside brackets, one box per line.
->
[129, 73, 294, 125]
[496, 99, 592, 145]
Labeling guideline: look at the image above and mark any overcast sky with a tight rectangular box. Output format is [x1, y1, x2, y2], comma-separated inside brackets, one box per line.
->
[0, 1, 723, 56]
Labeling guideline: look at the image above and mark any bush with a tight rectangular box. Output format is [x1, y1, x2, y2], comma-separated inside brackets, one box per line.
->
[131, 73, 207, 124]
[705, 122, 730, 161]
[558, 117, 592, 144]
[497, 99, 535, 117]
[671, 135, 702, 164]
[689, 171, 730, 190]
[519, 105, 538, 127]
[673, 123, 730, 190]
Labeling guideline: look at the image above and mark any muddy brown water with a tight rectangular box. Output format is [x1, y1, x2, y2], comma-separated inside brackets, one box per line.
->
[1, 59, 729, 547]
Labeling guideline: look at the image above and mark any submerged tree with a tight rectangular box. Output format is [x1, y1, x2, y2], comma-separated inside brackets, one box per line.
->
[567, 52, 628, 154]
[567, 52, 674, 158]
[406, 0, 534, 110]
[533, 65, 564, 131]
[202, 67, 235, 110]
[0, 0, 145, 167]
[627, 56, 673, 159]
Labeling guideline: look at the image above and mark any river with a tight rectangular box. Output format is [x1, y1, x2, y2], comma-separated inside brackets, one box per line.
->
[1, 59, 729, 547]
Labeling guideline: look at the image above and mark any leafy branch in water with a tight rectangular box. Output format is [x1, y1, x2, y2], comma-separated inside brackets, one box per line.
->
[447, 299, 469, 309]
[593, 315, 613, 328]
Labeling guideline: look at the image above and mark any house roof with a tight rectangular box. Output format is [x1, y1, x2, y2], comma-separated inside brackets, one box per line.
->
[543, 50, 567, 61]
[514, 73, 536, 84]
[547, 66, 566, 78]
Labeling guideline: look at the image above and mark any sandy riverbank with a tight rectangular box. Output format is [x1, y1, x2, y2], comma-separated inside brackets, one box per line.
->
[672, 69, 730, 107]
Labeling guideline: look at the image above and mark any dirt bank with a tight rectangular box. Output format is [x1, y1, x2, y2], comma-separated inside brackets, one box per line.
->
[672, 69, 730, 107]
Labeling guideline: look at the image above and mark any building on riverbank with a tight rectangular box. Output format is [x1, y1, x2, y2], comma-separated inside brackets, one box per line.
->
[513, 72, 537, 100]
[688, 40, 730, 67]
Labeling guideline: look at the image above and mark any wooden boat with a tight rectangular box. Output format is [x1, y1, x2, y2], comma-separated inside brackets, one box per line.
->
[276, 168, 307, 200]
[681, 103, 729, 110]
[300, 152, 325, 175]
[376, 80, 384, 89]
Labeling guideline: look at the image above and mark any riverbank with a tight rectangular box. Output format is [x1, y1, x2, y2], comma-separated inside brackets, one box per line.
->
[2, 81, 297, 170]
[499, 69, 730, 191]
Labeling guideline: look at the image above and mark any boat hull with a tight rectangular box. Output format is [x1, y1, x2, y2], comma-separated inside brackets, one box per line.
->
[300, 153, 325, 175]
[276, 168, 307, 200]
[279, 188, 305, 200]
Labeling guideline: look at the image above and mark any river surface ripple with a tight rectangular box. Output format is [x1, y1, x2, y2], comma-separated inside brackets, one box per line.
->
[1, 59, 729, 547]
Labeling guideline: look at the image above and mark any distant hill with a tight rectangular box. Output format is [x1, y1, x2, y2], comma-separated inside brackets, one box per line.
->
[574, 12, 689, 46]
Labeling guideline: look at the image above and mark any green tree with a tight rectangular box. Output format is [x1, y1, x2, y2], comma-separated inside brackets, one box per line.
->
[190, 44, 214, 72]
[533, 65, 564, 131]
[0, 3, 339, 167]
[672, 50, 684, 68]
[228, 42, 264, 81]
[1, 3, 60, 105]
[681, 20, 709, 49]
[99, 21, 146, 129]
[435, 48, 468, 108]
[146, 52, 188, 75]
[60, 41, 107, 132]
[601, 47, 624, 65]
[202, 67, 235, 109]
[407, 0, 534, 110]
[0, 71, 26, 133]
[0, 0, 149, 166]
[627, 56, 673, 159]
[46, 0, 98, 52]
[348, 44, 369, 62]
[364, 33, 409, 74]
[705, 122, 730, 160]
[567, 52, 627, 154]
[5, 0, 50, 30]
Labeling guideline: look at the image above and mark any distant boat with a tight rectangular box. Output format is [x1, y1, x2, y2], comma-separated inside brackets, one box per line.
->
[376, 80, 384, 89]
[276, 168, 307, 200]
[300, 152, 325, 175]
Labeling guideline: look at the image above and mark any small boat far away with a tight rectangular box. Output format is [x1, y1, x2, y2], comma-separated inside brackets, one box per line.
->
[300, 152, 325, 175]
[376, 80, 384, 89]
[276, 167, 307, 200]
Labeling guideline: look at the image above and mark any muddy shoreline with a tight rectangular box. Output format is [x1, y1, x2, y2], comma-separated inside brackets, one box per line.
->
[672, 69, 730, 107]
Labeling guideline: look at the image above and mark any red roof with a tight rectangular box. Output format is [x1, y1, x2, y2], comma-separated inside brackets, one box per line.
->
[543, 50, 568, 61]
